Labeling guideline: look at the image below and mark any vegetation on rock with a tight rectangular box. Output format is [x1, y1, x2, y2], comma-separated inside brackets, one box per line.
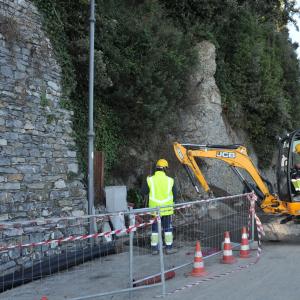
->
[33, 0, 300, 171]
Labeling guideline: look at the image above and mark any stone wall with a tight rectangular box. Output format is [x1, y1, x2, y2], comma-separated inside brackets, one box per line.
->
[0, 0, 87, 273]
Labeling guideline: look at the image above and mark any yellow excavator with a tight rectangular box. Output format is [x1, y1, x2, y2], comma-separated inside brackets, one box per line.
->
[173, 129, 300, 223]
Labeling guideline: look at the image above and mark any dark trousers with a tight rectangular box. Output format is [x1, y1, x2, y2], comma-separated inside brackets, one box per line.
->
[151, 215, 173, 250]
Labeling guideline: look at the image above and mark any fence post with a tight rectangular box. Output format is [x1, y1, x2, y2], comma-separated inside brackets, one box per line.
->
[251, 204, 255, 242]
[129, 207, 135, 298]
[157, 209, 166, 297]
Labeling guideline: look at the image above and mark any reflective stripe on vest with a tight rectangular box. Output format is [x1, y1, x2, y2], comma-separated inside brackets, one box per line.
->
[147, 171, 174, 216]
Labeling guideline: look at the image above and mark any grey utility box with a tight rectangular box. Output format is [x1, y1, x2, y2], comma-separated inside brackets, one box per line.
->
[104, 186, 127, 236]
[105, 185, 128, 212]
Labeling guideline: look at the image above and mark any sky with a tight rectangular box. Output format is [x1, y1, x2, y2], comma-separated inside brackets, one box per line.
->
[288, 0, 300, 57]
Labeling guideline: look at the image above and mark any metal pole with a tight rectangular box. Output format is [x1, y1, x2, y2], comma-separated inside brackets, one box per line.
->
[251, 206, 255, 242]
[129, 207, 135, 299]
[157, 210, 166, 297]
[88, 0, 95, 234]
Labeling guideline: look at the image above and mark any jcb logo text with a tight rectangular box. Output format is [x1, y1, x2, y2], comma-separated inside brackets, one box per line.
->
[216, 151, 236, 158]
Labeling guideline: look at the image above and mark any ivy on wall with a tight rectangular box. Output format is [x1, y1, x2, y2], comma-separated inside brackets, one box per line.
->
[33, 0, 196, 179]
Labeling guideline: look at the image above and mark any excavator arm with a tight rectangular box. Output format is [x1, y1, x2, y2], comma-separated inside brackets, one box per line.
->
[173, 142, 289, 214]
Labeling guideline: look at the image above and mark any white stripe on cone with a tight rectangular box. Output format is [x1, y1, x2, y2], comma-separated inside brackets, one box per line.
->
[223, 250, 233, 256]
[241, 245, 249, 250]
[224, 237, 231, 243]
[242, 233, 248, 239]
[194, 262, 204, 268]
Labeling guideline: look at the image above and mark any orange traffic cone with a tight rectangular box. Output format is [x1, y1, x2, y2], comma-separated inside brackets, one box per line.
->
[188, 241, 207, 277]
[221, 231, 236, 264]
[41, 297, 48, 300]
[239, 227, 251, 258]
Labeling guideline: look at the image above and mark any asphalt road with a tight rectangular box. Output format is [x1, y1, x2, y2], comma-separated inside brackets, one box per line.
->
[144, 241, 300, 300]
[2, 241, 300, 300]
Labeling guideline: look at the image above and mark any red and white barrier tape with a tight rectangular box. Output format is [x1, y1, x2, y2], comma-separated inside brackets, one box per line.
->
[0, 194, 250, 230]
[0, 217, 158, 252]
[247, 192, 265, 259]
[0, 205, 193, 230]
[0, 193, 252, 252]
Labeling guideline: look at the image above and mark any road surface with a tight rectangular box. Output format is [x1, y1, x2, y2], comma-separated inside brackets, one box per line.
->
[2, 241, 300, 300]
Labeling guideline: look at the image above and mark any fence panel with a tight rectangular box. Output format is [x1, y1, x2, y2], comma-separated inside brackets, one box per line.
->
[0, 209, 164, 299]
[0, 193, 254, 299]
[163, 194, 251, 272]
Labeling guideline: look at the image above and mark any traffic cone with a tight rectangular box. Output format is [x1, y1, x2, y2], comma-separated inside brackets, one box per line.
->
[41, 297, 48, 300]
[239, 227, 251, 258]
[221, 231, 236, 264]
[188, 241, 207, 277]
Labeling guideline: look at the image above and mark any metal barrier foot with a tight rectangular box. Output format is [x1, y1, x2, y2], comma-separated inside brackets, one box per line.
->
[152, 250, 159, 255]
[165, 248, 177, 255]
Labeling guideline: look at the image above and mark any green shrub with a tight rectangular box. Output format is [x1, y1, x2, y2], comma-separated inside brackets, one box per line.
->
[34, 0, 196, 178]
[163, 0, 300, 167]
[34, 0, 300, 171]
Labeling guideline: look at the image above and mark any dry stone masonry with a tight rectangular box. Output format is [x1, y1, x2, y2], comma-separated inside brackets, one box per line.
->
[0, 0, 87, 274]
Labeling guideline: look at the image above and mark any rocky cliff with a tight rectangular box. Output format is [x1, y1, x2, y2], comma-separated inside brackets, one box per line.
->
[120, 41, 275, 200]
[169, 41, 245, 197]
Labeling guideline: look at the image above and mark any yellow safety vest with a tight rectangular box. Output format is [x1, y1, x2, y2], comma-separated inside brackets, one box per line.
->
[147, 171, 174, 216]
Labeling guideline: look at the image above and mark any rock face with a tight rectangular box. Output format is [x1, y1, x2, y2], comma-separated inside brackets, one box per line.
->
[122, 41, 264, 199]
[109, 39, 280, 201]
[171, 41, 278, 198]
[0, 0, 87, 220]
[116, 41, 266, 198]
[169, 41, 244, 197]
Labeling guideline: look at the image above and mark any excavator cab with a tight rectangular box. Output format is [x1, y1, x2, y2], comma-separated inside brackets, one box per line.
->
[277, 129, 300, 203]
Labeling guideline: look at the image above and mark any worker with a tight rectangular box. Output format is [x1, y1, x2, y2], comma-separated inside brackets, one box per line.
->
[281, 143, 300, 224]
[141, 159, 177, 255]
[291, 144, 300, 193]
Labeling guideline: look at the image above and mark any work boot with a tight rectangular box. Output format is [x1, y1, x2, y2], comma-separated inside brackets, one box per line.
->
[165, 248, 177, 255]
[152, 249, 159, 255]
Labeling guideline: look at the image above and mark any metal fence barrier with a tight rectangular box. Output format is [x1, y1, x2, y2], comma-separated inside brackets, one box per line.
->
[0, 193, 256, 299]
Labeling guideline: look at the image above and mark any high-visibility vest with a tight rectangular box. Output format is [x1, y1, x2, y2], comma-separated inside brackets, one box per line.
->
[147, 171, 174, 216]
